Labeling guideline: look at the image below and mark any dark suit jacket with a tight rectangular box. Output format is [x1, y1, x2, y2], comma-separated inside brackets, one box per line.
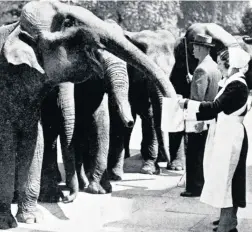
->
[186, 55, 222, 133]
[190, 55, 221, 102]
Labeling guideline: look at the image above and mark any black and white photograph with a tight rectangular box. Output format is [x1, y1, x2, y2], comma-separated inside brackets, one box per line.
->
[0, 0, 252, 231]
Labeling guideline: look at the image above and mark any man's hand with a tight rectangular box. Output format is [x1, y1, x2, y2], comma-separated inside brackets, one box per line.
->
[194, 122, 204, 133]
[178, 98, 188, 109]
[186, 73, 193, 83]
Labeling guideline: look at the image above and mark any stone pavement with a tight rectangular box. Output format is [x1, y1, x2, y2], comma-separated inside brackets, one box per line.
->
[8, 150, 252, 232]
[7, 111, 252, 232]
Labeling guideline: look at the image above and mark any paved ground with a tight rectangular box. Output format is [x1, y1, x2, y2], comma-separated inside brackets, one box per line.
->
[7, 111, 252, 232]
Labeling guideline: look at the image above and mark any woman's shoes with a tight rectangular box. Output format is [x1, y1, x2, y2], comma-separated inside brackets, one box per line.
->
[213, 227, 238, 232]
[212, 220, 219, 226]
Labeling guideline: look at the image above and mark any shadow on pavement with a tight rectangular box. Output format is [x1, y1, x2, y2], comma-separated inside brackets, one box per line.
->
[39, 203, 69, 221]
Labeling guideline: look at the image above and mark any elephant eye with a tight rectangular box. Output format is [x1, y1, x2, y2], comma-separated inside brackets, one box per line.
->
[63, 16, 76, 28]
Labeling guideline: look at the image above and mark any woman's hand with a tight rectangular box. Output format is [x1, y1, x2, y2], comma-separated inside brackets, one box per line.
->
[178, 98, 188, 109]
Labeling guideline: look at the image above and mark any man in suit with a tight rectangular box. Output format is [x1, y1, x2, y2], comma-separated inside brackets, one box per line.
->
[180, 34, 222, 197]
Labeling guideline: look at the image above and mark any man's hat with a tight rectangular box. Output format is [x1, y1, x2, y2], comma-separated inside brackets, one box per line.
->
[191, 34, 215, 47]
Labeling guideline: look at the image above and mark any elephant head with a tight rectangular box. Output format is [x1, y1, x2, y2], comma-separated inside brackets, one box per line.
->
[170, 23, 242, 97]
[3, 0, 176, 98]
[233, 35, 252, 89]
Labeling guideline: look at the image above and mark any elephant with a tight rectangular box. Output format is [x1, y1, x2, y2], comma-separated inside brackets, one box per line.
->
[39, 49, 133, 201]
[0, 0, 176, 229]
[39, 20, 179, 198]
[106, 29, 182, 179]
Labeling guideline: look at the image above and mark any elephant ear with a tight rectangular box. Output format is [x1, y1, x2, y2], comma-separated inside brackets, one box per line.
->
[3, 25, 45, 74]
[124, 31, 147, 53]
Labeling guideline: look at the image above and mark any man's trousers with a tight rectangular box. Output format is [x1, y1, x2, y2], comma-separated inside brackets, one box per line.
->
[185, 130, 208, 194]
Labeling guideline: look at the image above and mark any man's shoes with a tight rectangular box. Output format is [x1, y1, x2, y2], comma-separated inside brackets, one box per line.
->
[230, 229, 238, 232]
[213, 227, 238, 232]
[213, 220, 219, 226]
[180, 191, 201, 197]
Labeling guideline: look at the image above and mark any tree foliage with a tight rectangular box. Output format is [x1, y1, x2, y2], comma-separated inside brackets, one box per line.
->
[242, 7, 252, 36]
[0, 0, 250, 37]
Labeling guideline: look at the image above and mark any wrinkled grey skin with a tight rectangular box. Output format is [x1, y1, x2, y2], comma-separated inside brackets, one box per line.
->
[39, 82, 78, 203]
[0, 1, 176, 229]
[109, 29, 178, 178]
[39, 50, 133, 201]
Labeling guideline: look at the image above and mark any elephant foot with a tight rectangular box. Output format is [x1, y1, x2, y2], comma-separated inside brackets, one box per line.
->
[62, 194, 76, 204]
[0, 212, 18, 229]
[140, 160, 160, 175]
[108, 171, 122, 181]
[78, 175, 89, 191]
[167, 159, 185, 171]
[62, 191, 77, 203]
[16, 208, 43, 224]
[38, 186, 64, 203]
[86, 180, 112, 194]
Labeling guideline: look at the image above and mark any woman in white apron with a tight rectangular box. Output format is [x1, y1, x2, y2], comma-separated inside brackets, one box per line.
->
[179, 46, 250, 232]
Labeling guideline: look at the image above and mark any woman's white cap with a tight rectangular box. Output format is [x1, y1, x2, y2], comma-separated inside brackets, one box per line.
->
[228, 46, 251, 69]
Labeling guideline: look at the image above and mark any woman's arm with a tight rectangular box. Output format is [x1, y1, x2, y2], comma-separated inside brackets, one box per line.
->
[195, 80, 248, 121]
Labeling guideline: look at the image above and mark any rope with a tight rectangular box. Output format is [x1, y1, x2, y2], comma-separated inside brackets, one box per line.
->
[184, 37, 190, 76]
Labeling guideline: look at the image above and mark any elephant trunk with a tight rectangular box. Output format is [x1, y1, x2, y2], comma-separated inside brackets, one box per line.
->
[63, 5, 177, 98]
[100, 50, 134, 128]
[58, 82, 75, 146]
[20, 1, 176, 97]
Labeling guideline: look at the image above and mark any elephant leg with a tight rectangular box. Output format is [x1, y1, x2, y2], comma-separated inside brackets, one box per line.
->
[39, 90, 63, 203]
[148, 83, 171, 171]
[124, 128, 132, 159]
[74, 138, 89, 190]
[86, 94, 111, 194]
[123, 112, 136, 159]
[58, 82, 79, 203]
[108, 109, 136, 180]
[139, 108, 159, 175]
[59, 134, 78, 203]
[108, 113, 125, 181]
[16, 121, 44, 224]
[0, 123, 18, 229]
[167, 132, 185, 171]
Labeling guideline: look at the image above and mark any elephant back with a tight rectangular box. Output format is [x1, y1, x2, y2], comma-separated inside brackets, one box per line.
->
[124, 29, 176, 78]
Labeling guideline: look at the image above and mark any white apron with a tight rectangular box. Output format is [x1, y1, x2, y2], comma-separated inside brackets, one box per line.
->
[200, 73, 247, 208]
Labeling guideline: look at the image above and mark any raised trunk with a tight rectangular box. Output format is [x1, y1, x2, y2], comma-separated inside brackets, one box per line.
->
[64, 5, 177, 98]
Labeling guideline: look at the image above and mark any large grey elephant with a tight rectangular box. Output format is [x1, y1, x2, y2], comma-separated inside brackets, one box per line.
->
[0, 0, 176, 229]
[39, 20, 179, 199]
[109, 29, 179, 178]
[39, 50, 133, 202]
